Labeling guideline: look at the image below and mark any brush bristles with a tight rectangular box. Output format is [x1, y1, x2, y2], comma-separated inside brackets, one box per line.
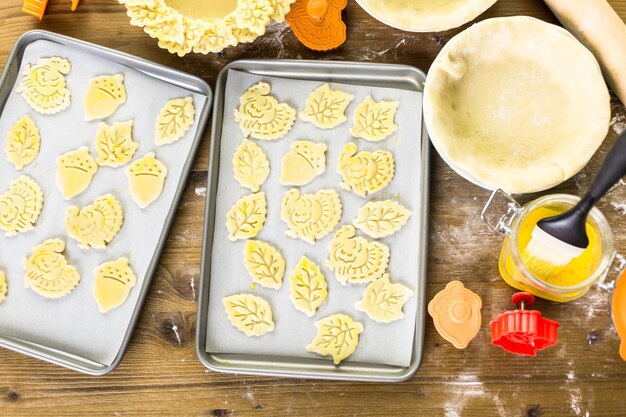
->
[523, 226, 585, 267]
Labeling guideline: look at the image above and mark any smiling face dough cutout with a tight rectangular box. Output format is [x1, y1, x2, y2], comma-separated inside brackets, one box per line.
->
[299, 84, 354, 129]
[16, 57, 71, 115]
[234, 82, 296, 140]
[5, 115, 41, 170]
[93, 257, 137, 313]
[23, 239, 81, 298]
[0, 175, 44, 237]
[155, 97, 196, 146]
[56, 146, 98, 200]
[84, 74, 127, 121]
[338, 143, 395, 197]
[125, 152, 168, 208]
[95, 120, 139, 167]
[280, 140, 327, 186]
[281, 188, 342, 244]
[0, 271, 7, 304]
[65, 194, 124, 250]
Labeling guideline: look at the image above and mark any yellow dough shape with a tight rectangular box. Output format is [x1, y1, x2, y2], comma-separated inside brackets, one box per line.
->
[84, 74, 127, 121]
[234, 82, 296, 140]
[223, 293, 275, 337]
[5, 115, 40, 170]
[192, 18, 237, 55]
[226, 192, 267, 241]
[233, 0, 274, 36]
[306, 314, 364, 365]
[281, 188, 342, 245]
[155, 97, 195, 146]
[95, 120, 138, 167]
[23, 239, 81, 298]
[289, 256, 328, 317]
[353, 200, 411, 238]
[93, 257, 137, 313]
[300, 84, 355, 129]
[0, 175, 44, 237]
[350, 95, 399, 141]
[338, 143, 395, 197]
[0, 271, 7, 304]
[244, 240, 285, 289]
[326, 225, 390, 286]
[56, 146, 98, 200]
[16, 57, 71, 115]
[355, 273, 414, 323]
[125, 152, 168, 208]
[279, 141, 327, 186]
[65, 194, 124, 250]
[232, 139, 270, 192]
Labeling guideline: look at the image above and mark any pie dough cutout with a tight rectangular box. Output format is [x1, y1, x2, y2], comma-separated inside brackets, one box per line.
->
[155, 97, 195, 146]
[93, 257, 137, 313]
[244, 240, 285, 289]
[233, 139, 270, 192]
[192, 18, 237, 54]
[338, 143, 395, 197]
[84, 74, 127, 121]
[289, 256, 328, 317]
[95, 120, 139, 167]
[223, 293, 275, 337]
[350, 96, 399, 141]
[23, 239, 81, 298]
[306, 314, 363, 364]
[353, 200, 411, 238]
[56, 146, 98, 200]
[0, 271, 7, 304]
[279, 141, 327, 186]
[355, 273, 414, 323]
[5, 115, 40, 170]
[234, 0, 274, 35]
[16, 57, 71, 115]
[234, 82, 296, 140]
[281, 188, 342, 244]
[66, 194, 124, 250]
[126, 152, 168, 208]
[300, 84, 354, 129]
[326, 225, 389, 285]
[0, 175, 44, 237]
[226, 192, 267, 241]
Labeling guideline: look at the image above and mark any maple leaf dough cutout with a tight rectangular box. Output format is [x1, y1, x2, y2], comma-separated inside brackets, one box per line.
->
[279, 140, 327, 186]
[192, 19, 237, 54]
[65, 194, 124, 250]
[144, 9, 186, 45]
[226, 192, 267, 241]
[95, 120, 139, 167]
[23, 239, 81, 298]
[125, 152, 168, 208]
[5, 115, 40, 170]
[289, 256, 328, 317]
[84, 74, 127, 121]
[300, 84, 355, 129]
[232, 139, 270, 192]
[244, 240, 285, 289]
[338, 143, 395, 197]
[16, 57, 71, 115]
[234, 0, 274, 36]
[158, 16, 207, 57]
[326, 225, 390, 285]
[93, 257, 137, 313]
[281, 188, 342, 245]
[56, 146, 98, 200]
[234, 82, 296, 140]
[355, 274, 414, 323]
[0, 175, 44, 237]
[224, 14, 258, 44]
[0, 271, 7, 304]
[124, 0, 170, 28]
[306, 314, 364, 365]
[350, 95, 399, 141]
[269, 0, 296, 22]
[223, 293, 275, 337]
[155, 97, 195, 146]
[353, 200, 411, 238]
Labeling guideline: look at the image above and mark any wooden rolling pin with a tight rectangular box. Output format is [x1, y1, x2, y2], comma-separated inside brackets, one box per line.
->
[544, 0, 626, 105]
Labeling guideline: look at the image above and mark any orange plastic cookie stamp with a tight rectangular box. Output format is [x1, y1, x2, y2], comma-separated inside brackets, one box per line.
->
[612, 273, 626, 360]
[428, 281, 482, 349]
[286, 0, 347, 51]
[22, 0, 80, 20]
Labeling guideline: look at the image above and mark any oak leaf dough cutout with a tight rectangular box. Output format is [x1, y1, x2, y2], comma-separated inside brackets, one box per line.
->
[84, 74, 127, 121]
[16, 57, 71, 115]
[350, 95, 399, 141]
[155, 97, 195, 146]
[223, 293, 275, 337]
[338, 143, 395, 197]
[289, 256, 328, 317]
[23, 239, 81, 298]
[226, 192, 267, 241]
[353, 200, 411, 238]
[93, 257, 137, 313]
[5, 115, 40, 170]
[0, 271, 7, 304]
[300, 84, 354, 129]
[66, 194, 124, 250]
[244, 240, 286, 289]
[95, 120, 139, 167]
[326, 225, 389, 285]
[56, 146, 98, 200]
[234, 82, 296, 140]
[355, 274, 414, 323]
[281, 188, 342, 245]
[0, 175, 44, 237]
[306, 314, 363, 365]
[280, 140, 327, 186]
[232, 138, 270, 192]
[126, 152, 168, 208]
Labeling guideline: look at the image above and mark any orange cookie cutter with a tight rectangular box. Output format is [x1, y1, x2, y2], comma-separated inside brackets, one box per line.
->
[22, 0, 80, 20]
[286, 0, 347, 51]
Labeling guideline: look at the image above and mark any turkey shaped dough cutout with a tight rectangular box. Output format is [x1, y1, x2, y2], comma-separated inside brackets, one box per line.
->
[223, 293, 275, 337]
[155, 97, 195, 146]
[84, 74, 127, 121]
[226, 192, 267, 241]
[350, 95, 399, 141]
[338, 143, 395, 197]
[95, 120, 139, 167]
[355, 274, 414, 323]
[0, 175, 44, 237]
[56, 146, 98, 200]
[234, 82, 296, 140]
[5, 115, 40, 170]
[16, 57, 71, 115]
[300, 84, 354, 129]
[126, 152, 168, 208]
[93, 257, 137, 313]
[66, 194, 124, 250]
[244, 240, 285, 289]
[23, 239, 81, 298]
[306, 314, 363, 365]
[0, 271, 7, 304]
[232, 139, 270, 192]
[289, 256, 328, 317]
[280, 140, 327, 186]
[281, 188, 341, 245]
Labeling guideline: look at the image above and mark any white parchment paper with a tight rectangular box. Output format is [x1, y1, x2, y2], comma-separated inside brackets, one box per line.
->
[205, 70, 423, 367]
[0, 39, 206, 366]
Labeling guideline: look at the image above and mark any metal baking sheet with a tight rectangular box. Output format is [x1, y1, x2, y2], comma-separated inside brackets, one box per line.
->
[196, 60, 429, 382]
[0, 30, 212, 375]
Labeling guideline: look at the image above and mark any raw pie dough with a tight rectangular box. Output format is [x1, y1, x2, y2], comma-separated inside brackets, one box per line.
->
[93, 257, 137, 313]
[306, 314, 363, 364]
[95, 120, 139, 167]
[232, 139, 270, 192]
[353, 200, 411, 238]
[66, 194, 124, 249]
[126, 152, 168, 208]
[155, 97, 195, 146]
[5, 115, 40, 170]
[0, 175, 44, 236]
[226, 192, 267, 241]
[234, 82, 296, 140]
[355, 273, 414, 323]
[56, 146, 98, 200]
[279, 140, 327, 186]
[84, 74, 127, 121]
[289, 256, 328, 317]
[244, 239, 285, 289]
[350, 96, 399, 141]
[281, 188, 342, 244]
[16, 57, 71, 115]
[299, 84, 354, 129]
[338, 143, 395, 197]
[223, 293, 275, 337]
[23, 239, 81, 298]
[424, 16, 611, 194]
[0, 271, 7, 304]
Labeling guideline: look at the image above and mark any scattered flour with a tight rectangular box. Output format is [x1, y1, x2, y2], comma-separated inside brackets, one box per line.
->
[171, 324, 182, 346]
[610, 201, 626, 215]
[610, 112, 626, 134]
[195, 186, 207, 196]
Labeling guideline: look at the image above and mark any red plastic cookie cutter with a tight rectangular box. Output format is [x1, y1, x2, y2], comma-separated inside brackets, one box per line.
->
[490, 292, 559, 356]
[22, 0, 80, 20]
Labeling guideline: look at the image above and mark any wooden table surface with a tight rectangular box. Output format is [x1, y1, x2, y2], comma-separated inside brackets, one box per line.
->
[1, 1, 626, 416]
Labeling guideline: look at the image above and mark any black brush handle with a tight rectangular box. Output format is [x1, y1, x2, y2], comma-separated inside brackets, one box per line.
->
[588, 129, 626, 202]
